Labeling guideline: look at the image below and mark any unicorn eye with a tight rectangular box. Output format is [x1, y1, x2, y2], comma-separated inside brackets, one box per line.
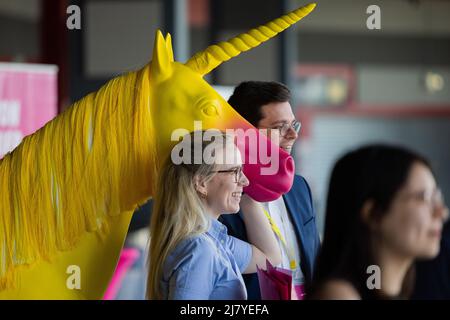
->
[202, 105, 219, 117]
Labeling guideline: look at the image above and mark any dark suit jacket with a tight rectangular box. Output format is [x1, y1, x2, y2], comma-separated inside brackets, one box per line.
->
[219, 174, 321, 300]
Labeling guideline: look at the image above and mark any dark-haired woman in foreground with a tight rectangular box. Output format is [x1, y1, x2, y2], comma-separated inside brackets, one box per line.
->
[309, 145, 448, 299]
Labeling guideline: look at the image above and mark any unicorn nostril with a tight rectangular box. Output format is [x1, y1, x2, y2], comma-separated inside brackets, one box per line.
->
[285, 155, 295, 173]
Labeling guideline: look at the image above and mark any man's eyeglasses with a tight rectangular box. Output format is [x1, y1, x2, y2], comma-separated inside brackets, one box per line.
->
[213, 166, 244, 183]
[266, 120, 301, 137]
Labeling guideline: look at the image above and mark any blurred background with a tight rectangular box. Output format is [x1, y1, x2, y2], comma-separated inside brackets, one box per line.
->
[1, 0, 449, 299]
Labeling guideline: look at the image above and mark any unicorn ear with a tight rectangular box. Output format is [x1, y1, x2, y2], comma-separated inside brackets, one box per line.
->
[151, 30, 172, 81]
[165, 33, 174, 62]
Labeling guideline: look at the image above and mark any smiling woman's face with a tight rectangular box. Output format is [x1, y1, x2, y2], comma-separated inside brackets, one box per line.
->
[376, 162, 449, 259]
[203, 143, 249, 216]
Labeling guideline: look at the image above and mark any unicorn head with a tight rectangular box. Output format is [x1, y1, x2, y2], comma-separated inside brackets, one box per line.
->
[149, 3, 317, 201]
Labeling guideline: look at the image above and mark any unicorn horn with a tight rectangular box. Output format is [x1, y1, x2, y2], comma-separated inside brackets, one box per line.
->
[185, 3, 316, 76]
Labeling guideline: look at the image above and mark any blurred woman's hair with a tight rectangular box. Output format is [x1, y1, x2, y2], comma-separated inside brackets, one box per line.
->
[146, 130, 233, 299]
[310, 144, 432, 299]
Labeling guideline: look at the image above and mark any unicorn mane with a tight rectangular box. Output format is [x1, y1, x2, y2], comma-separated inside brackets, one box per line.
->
[0, 64, 156, 289]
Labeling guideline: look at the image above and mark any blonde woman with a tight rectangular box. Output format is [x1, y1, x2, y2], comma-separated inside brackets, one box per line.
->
[147, 131, 281, 299]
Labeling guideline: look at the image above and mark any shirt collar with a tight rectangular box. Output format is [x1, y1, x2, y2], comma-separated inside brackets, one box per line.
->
[207, 217, 228, 241]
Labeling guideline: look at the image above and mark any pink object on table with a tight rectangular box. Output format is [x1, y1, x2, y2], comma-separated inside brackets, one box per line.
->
[257, 260, 292, 300]
[257, 260, 305, 300]
[103, 248, 140, 300]
[294, 284, 306, 300]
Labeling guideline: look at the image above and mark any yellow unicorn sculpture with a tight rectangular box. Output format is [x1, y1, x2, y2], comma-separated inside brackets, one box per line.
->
[0, 3, 316, 299]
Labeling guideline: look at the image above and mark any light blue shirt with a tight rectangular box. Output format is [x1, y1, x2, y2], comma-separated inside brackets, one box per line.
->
[161, 218, 252, 300]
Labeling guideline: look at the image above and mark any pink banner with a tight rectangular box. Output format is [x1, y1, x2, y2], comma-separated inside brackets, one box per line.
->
[0, 63, 58, 159]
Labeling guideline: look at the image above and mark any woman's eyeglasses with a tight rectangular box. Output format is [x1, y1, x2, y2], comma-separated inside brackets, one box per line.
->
[213, 167, 244, 183]
[404, 188, 447, 210]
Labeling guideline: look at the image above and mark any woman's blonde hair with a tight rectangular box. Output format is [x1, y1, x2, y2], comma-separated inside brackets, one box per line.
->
[146, 130, 233, 299]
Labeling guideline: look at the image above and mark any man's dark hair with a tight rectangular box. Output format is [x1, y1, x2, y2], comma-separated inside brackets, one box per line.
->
[228, 81, 291, 127]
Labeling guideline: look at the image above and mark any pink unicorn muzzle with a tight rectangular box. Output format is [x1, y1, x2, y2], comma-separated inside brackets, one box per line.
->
[232, 127, 295, 202]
